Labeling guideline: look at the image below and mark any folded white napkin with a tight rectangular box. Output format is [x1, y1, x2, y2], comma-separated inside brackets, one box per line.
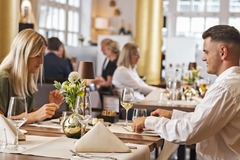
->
[0, 115, 25, 144]
[73, 122, 131, 153]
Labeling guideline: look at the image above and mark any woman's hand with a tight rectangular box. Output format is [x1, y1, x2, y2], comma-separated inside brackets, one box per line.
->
[92, 76, 104, 84]
[27, 103, 59, 123]
[48, 90, 64, 106]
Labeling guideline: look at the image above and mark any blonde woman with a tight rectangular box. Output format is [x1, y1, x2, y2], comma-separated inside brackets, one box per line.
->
[0, 29, 63, 124]
[93, 40, 120, 92]
[112, 43, 157, 100]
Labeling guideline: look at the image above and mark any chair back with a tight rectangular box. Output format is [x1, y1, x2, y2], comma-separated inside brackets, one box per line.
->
[33, 83, 68, 118]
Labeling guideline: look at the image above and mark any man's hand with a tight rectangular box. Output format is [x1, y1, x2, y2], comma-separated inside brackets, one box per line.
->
[48, 90, 64, 106]
[132, 117, 146, 133]
[151, 109, 173, 119]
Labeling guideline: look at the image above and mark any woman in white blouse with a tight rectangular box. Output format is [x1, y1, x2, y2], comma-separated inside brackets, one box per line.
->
[112, 43, 157, 100]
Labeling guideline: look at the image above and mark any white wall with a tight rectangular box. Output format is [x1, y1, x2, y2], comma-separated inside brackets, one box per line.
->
[165, 37, 197, 71]
[80, 1, 92, 43]
[92, 0, 136, 36]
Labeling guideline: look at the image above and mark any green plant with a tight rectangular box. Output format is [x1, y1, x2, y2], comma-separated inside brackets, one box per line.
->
[54, 72, 84, 111]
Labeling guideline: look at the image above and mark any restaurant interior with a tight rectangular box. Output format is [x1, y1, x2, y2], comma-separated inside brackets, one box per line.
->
[0, 0, 240, 160]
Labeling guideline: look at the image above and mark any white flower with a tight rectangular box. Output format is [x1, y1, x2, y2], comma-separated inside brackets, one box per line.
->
[68, 71, 80, 83]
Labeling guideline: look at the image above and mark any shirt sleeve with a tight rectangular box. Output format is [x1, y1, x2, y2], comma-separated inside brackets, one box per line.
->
[145, 84, 238, 144]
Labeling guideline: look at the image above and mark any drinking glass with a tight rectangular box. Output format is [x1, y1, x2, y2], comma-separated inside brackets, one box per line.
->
[75, 89, 92, 136]
[60, 111, 72, 125]
[7, 96, 28, 150]
[132, 109, 147, 121]
[0, 127, 7, 150]
[166, 79, 181, 100]
[121, 88, 134, 126]
[198, 79, 210, 97]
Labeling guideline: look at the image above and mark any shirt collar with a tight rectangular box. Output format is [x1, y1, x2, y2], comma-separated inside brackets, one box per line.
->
[215, 66, 240, 82]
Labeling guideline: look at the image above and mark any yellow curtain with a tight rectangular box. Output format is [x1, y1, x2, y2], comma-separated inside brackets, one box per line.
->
[0, 0, 19, 62]
[135, 0, 163, 85]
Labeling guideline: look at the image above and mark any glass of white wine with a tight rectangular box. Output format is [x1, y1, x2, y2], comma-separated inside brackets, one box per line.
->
[198, 79, 210, 97]
[7, 96, 28, 151]
[121, 88, 134, 126]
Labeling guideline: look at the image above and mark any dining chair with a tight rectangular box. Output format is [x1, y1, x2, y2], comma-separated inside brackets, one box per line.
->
[33, 83, 68, 118]
[157, 141, 179, 160]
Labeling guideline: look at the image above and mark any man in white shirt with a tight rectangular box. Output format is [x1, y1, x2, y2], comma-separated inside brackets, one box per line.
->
[132, 25, 240, 160]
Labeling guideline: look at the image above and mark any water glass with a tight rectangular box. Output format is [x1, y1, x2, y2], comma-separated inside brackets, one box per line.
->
[166, 80, 181, 100]
[132, 109, 147, 121]
[7, 96, 28, 151]
[0, 127, 7, 150]
[60, 111, 72, 125]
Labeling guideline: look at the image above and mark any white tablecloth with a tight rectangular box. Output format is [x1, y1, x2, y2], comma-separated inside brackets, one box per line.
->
[0, 135, 150, 160]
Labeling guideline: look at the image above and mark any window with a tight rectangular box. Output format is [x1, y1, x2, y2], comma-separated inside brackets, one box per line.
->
[164, 0, 240, 39]
[38, 0, 81, 46]
[229, 0, 240, 12]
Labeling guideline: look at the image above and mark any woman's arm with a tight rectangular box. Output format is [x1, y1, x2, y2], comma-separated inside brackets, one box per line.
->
[26, 103, 59, 124]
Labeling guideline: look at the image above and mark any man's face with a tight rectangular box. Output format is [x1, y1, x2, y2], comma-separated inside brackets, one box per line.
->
[202, 37, 222, 76]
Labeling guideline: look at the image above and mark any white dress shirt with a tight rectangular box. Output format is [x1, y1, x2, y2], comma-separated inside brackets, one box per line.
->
[112, 66, 157, 100]
[145, 66, 240, 160]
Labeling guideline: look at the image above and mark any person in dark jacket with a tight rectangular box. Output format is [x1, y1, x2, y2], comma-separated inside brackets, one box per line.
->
[44, 37, 71, 83]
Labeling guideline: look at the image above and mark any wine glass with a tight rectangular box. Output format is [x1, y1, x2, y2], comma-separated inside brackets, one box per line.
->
[132, 109, 147, 121]
[75, 95, 92, 124]
[0, 127, 7, 150]
[198, 79, 210, 98]
[121, 88, 134, 126]
[7, 96, 28, 150]
[75, 89, 92, 136]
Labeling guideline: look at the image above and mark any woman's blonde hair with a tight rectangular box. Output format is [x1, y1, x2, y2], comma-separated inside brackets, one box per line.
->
[0, 29, 47, 96]
[117, 43, 138, 67]
[105, 40, 120, 55]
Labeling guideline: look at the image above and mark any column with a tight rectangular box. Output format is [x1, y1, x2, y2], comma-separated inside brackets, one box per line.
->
[0, 0, 19, 62]
[135, 0, 163, 85]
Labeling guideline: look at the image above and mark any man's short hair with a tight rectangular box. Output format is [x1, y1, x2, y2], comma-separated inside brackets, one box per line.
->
[47, 37, 63, 51]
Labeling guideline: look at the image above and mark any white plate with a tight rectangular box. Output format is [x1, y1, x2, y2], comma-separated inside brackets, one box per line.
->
[20, 129, 27, 134]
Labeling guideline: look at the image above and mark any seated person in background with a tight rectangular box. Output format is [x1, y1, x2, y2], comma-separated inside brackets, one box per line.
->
[61, 45, 74, 72]
[0, 29, 64, 124]
[44, 37, 71, 83]
[112, 43, 157, 100]
[132, 25, 240, 159]
[100, 38, 113, 72]
[92, 40, 120, 93]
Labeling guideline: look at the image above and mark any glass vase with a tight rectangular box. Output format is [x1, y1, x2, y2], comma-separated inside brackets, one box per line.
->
[62, 112, 82, 139]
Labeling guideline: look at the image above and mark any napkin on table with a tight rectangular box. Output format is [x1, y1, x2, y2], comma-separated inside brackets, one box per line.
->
[0, 114, 25, 144]
[73, 122, 131, 153]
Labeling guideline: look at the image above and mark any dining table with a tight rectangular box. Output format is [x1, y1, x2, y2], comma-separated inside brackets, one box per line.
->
[133, 88, 199, 112]
[0, 119, 163, 160]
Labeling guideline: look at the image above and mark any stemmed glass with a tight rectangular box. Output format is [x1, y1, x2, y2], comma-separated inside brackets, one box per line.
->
[7, 96, 28, 150]
[121, 88, 134, 126]
[75, 89, 92, 136]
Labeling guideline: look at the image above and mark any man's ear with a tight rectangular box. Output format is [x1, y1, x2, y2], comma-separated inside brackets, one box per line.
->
[220, 45, 228, 60]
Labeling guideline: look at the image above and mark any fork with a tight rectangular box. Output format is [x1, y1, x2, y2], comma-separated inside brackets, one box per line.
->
[70, 150, 117, 160]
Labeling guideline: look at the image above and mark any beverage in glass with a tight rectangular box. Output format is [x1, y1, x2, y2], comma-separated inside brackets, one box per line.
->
[121, 88, 134, 126]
